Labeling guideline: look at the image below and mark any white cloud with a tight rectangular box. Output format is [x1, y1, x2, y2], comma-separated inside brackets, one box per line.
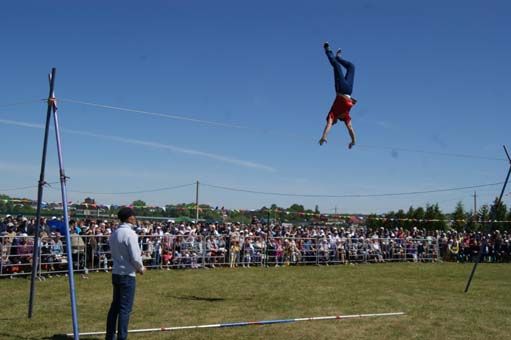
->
[0, 118, 276, 172]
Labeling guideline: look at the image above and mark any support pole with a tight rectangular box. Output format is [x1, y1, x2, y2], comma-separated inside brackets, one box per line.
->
[50, 69, 80, 339]
[465, 145, 511, 293]
[28, 68, 55, 319]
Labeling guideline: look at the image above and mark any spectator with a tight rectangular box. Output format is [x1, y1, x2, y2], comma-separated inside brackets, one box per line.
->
[106, 207, 145, 340]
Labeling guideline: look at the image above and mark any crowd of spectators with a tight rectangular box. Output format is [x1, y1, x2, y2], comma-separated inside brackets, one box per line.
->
[1, 214, 510, 276]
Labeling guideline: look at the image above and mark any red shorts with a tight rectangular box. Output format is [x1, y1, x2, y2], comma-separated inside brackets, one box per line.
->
[327, 95, 353, 125]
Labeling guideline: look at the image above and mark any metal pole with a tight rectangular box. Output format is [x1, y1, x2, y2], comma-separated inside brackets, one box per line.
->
[28, 68, 55, 318]
[69, 312, 405, 337]
[38, 241, 43, 277]
[465, 145, 511, 293]
[202, 236, 206, 268]
[195, 180, 199, 222]
[0, 238, 3, 275]
[50, 69, 80, 338]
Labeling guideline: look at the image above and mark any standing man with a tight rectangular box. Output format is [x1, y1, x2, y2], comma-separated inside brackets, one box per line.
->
[106, 207, 145, 340]
[319, 42, 357, 149]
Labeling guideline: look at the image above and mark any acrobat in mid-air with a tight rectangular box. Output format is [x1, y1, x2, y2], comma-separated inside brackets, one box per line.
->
[319, 42, 357, 149]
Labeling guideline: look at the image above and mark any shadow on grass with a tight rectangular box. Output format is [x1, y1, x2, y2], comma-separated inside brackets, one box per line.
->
[48, 334, 103, 340]
[0, 332, 42, 340]
[45, 335, 68, 340]
[169, 294, 255, 302]
[170, 295, 229, 302]
[47, 335, 100, 340]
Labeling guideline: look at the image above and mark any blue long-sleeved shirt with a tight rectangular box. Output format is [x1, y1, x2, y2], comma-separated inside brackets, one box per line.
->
[109, 223, 143, 277]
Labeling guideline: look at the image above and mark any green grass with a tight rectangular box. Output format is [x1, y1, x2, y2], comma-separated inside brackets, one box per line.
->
[1, 263, 510, 340]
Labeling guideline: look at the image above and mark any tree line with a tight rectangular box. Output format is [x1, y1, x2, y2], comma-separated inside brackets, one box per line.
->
[1, 194, 510, 231]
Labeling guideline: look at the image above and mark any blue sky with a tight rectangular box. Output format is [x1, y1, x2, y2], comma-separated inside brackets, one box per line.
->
[0, 0, 510, 214]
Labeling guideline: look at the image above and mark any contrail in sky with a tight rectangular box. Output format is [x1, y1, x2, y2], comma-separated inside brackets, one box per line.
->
[0, 118, 276, 172]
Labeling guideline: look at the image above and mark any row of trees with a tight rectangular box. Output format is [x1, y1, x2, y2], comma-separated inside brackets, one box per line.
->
[130, 201, 318, 225]
[1, 194, 510, 231]
[366, 198, 510, 232]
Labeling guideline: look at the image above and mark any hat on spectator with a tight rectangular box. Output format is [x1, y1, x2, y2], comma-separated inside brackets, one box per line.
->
[117, 207, 135, 222]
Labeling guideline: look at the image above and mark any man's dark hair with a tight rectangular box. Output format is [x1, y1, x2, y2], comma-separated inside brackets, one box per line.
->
[117, 207, 135, 223]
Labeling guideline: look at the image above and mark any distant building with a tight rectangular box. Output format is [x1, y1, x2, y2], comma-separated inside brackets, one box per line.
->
[83, 197, 96, 205]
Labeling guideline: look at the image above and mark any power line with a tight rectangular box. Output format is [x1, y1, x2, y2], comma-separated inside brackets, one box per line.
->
[4, 181, 503, 198]
[0, 184, 39, 191]
[2, 179, 505, 200]
[47, 183, 195, 195]
[0, 181, 60, 192]
[201, 182, 504, 198]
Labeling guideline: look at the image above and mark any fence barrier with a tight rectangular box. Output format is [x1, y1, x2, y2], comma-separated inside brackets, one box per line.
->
[0, 234, 444, 277]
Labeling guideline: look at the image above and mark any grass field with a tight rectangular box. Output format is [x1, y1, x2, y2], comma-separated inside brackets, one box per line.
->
[1, 263, 510, 340]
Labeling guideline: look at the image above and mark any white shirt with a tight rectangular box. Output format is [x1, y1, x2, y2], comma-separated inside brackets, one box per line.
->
[109, 223, 143, 277]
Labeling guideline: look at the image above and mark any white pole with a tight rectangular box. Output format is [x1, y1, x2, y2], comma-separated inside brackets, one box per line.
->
[69, 312, 405, 337]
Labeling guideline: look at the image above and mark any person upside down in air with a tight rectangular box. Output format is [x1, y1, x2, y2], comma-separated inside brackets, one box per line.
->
[319, 42, 357, 149]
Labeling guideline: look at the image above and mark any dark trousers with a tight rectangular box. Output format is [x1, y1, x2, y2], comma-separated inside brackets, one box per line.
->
[106, 274, 136, 340]
[326, 49, 355, 95]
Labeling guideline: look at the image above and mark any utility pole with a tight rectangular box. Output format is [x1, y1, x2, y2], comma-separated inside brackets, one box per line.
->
[195, 180, 199, 222]
[473, 191, 477, 222]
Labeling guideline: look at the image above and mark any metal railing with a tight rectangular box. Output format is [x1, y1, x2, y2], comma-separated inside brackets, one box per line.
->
[0, 234, 441, 277]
